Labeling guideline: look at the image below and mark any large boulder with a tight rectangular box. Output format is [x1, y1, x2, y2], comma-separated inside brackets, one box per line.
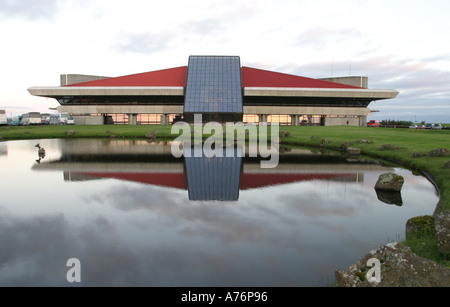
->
[435, 210, 450, 255]
[335, 242, 450, 287]
[405, 215, 434, 239]
[358, 138, 373, 144]
[145, 132, 156, 140]
[346, 147, 361, 155]
[379, 144, 399, 151]
[428, 148, 449, 157]
[375, 173, 405, 192]
[412, 152, 426, 158]
[444, 160, 450, 169]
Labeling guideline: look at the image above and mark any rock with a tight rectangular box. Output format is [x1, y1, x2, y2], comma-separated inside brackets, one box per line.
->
[445, 161, 450, 169]
[434, 210, 450, 255]
[105, 130, 112, 134]
[375, 189, 403, 206]
[428, 148, 449, 157]
[346, 147, 361, 155]
[405, 215, 434, 239]
[110, 134, 116, 138]
[375, 173, 405, 192]
[145, 132, 156, 139]
[278, 131, 291, 138]
[342, 141, 352, 149]
[379, 144, 399, 151]
[359, 138, 373, 144]
[320, 139, 329, 146]
[335, 242, 450, 287]
[310, 135, 320, 139]
[65, 130, 76, 136]
[413, 152, 426, 158]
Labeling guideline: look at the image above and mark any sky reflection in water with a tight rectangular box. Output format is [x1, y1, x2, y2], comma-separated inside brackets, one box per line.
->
[0, 139, 439, 286]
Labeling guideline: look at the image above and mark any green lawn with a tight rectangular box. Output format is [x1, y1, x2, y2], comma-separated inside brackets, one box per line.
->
[278, 126, 449, 213]
[1, 124, 449, 265]
[0, 124, 173, 140]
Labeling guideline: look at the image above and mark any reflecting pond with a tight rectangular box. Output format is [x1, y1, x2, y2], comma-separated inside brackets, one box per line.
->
[0, 139, 439, 286]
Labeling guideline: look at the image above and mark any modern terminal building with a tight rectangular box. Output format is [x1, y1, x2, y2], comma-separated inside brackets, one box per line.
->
[28, 55, 399, 126]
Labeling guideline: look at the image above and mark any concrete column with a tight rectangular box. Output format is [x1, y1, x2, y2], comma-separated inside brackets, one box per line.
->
[258, 114, 267, 125]
[161, 114, 169, 125]
[128, 114, 137, 125]
[291, 115, 299, 126]
[360, 115, 367, 127]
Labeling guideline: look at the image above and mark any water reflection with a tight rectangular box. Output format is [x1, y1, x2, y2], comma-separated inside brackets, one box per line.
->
[34, 143, 46, 163]
[184, 147, 243, 201]
[31, 139, 390, 202]
[0, 139, 439, 286]
[375, 190, 403, 206]
[0, 142, 7, 156]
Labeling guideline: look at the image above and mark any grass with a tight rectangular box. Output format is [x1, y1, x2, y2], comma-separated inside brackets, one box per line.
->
[277, 126, 449, 213]
[0, 124, 174, 140]
[1, 124, 449, 266]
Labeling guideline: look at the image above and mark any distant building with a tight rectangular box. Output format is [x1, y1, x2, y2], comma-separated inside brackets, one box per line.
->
[0, 110, 7, 125]
[28, 55, 399, 126]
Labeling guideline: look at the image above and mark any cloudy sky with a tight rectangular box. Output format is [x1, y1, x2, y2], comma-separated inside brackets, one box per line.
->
[0, 0, 449, 123]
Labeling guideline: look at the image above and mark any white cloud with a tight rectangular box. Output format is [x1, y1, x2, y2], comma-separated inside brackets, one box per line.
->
[0, 0, 60, 20]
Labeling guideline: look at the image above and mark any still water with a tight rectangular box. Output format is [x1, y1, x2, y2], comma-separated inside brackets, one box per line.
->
[0, 139, 439, 286]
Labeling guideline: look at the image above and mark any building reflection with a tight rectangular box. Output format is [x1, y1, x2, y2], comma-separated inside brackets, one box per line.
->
[0, 142, 7, 156]
[184, 147, 243, 201]
[32, 139, 395, 202]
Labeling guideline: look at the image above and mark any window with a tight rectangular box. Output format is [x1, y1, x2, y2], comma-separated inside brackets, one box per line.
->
[184, 56, 243, 122]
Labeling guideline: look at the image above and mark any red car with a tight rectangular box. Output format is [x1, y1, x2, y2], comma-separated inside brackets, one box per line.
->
[367, 120, 380, 127]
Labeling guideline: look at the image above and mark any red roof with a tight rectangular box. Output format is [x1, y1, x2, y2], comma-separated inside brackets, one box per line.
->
[67, 66, 188, 87]
[241, 66, 361, 89]
[80, 172, 188, 190]
[79, 171, 353, 190]
[66, 65, 360, 89]
[239, 173, 353, 190]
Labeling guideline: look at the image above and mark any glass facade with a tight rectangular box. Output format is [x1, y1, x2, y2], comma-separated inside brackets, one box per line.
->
[184, 56, 243, 122]
[184, 147, 243, 201]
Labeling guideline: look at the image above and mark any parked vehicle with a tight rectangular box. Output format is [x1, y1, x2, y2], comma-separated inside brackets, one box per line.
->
[431, 124, 443, 130]
[21, 112, 41, 125]
[11, 115, 22, 126]
[0, 110, 7, 126]
[425, 123, 443, 130]
[367, 120, 380, 127]
[49, 113, 74, 125]
[409, 125, 418, 129]
[40, 113, 50, 125]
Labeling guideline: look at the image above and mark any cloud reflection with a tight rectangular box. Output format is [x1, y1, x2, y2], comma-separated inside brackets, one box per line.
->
[0, 140, 440, 286]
